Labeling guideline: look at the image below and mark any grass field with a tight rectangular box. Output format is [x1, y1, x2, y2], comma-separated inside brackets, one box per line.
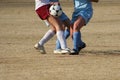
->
[0, 1, 120, 80]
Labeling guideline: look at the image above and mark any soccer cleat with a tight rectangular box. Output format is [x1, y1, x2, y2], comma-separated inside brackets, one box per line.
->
[69, 49, 79, 55]
[78, 42, 86, 52]
[34, 43, 46, 54]
[53, 49, 62, 54]
[54, 48, 72, 54]
[70, 43, 86, 55]
[60, 48, 71, 54]
[66, 48, 76, 53]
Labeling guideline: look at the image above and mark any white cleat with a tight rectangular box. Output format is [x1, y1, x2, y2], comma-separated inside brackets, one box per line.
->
[60, 48, 70, 54]
[54, 48, 72, 54]
[69, 49, 76, 53]
[34, 43, 46, 54]
[54, 49, 62, 54]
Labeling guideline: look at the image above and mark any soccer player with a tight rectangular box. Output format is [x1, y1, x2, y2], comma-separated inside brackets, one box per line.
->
[50, 0, 71, 54]
[70, 0, 99, 55]
[34, 0, 70, 54]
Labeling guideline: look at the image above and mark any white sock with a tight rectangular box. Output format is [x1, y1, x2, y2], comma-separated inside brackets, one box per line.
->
[44, 20, 50, 27]
[56, 31, 67, 49]
[39, 29, 55, 46]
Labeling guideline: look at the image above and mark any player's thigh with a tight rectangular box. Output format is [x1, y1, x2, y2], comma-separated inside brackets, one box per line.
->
[47, 15, 64, 30]
[50, 26, 56, 33]
[62, 19, 71, 29]
[73, 16, 85, 31]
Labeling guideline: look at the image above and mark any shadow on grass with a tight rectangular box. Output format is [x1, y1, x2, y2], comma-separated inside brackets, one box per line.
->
[80, 50, 120, 55]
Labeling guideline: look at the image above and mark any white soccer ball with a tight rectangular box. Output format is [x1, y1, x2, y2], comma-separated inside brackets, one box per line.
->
[49, 4, 63, 17]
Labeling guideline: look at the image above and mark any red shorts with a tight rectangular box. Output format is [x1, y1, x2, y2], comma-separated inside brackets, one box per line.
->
[36, 4, 50, 20]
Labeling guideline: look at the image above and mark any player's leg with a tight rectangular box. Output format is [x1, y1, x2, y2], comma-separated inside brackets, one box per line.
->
[54, 27, 70, 53]
[36, 4, 70, 54]
[62, 17, 71, 39]
[34, 29, 56, 54]
[49, 0, 71, 53]
[55, 19, 70, 49]
[54, 13, 71, 53]
[44, 20, 50, 27]
[35, 4, 56, 54]
[73, 16, 85, 48]
[38, 30, 55, 46]
[70, 16, 85, 55]
[47, 15, 70, 54]
[70, 10, 93, 55]
[42, 16, 71, 54]
[77, 10, 93, 52]
[34, 19, 55, 54]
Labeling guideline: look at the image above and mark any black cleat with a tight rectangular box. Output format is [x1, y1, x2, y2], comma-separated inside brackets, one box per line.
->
[69, 43, 86, 55]
[78, 42, 86, 52]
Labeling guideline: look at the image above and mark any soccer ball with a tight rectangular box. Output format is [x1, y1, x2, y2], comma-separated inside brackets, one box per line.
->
[49, 4, 63, 17]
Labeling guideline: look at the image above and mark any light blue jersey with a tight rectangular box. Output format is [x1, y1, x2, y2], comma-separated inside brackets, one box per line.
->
[72, 0, 93, 24]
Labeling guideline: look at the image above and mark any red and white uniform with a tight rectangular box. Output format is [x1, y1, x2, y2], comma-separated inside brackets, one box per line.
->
[35, 0, 50, 10]
[35, 0, 50, 20]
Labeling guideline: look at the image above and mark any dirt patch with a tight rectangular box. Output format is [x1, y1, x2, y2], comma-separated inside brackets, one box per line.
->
[0, 2, 120, 80]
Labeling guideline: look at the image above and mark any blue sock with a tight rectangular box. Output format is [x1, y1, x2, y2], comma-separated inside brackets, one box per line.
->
[55, 29, 70, 49]
[78, 31, 84, 47]
[64, 29, 70, 39]
[73, 31, 84, 51]
[73, 32, 79, 51]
